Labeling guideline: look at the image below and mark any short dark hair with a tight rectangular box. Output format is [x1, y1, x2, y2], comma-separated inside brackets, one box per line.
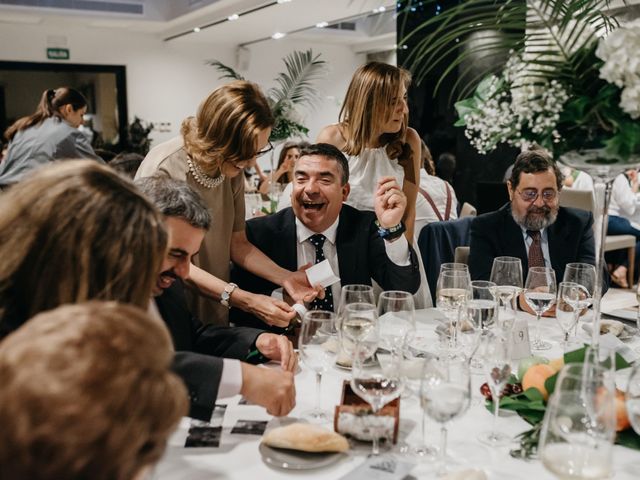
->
[110, 152, 144, 179]
[297, 143, 349, 185]
[509, 146, 563, 191]
[135, 176, 211, 230]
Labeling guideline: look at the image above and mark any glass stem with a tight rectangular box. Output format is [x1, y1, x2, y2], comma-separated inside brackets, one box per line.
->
[534, 313, 542, 344]
[492, 391, 500, 435]
[563, 331, 569, 352]
[315, 372, 322, 412]
[371, 413, 380, 456]
[421, 409, 427, 447]
[437, 425, 448, 475]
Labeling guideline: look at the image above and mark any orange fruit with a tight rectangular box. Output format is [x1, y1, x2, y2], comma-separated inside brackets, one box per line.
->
[522, 364, 555, 400]
[615, 389, 631, 432]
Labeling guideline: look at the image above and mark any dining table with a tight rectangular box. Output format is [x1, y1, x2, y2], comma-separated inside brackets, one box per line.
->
[154, 302, 640, 480]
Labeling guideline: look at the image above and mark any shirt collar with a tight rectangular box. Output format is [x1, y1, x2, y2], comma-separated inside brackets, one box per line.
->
[296, 216, 340, 245]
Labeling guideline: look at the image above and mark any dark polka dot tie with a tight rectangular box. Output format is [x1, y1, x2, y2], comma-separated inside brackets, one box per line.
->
[527, 230, 545, 268]
[308, 233, 334, 312]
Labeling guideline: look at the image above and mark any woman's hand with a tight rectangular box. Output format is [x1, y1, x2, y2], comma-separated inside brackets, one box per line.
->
[283, 263, 325, 304]
[255, 333, 298, 372]
[244, 292, 296, 328]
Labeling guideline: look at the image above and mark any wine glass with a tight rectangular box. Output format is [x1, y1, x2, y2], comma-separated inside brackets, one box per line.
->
[436, 269, 471, 349]
[626, 364, 640, 435]
[477, 332, 512, 446]
[539, 363, 616, 480]
[489, 256, 523, 333]
[351, 344, 404, 456]
[556, 282, 585, 352]
[341, 302, 378, 359]
[465, 280, 497, 369]
[377, 290, 415, 354]
[440, 262, 469, 273]
[420, 353, 471, 475]
[524, 266, 557, 351]
[299, 310, 337, 423]
[563, 262, 596, 339]
[336, 285, 375, 360]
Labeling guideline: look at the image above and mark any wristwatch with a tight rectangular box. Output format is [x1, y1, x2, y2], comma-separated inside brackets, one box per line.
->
[220, 282, 238, 308]
[375, 220, 406, 241]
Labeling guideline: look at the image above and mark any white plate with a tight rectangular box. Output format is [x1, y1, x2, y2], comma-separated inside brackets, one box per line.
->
[259, 443, 346, 470]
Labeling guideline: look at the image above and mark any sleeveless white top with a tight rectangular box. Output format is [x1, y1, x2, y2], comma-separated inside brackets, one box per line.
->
[344, 146, 431, 233]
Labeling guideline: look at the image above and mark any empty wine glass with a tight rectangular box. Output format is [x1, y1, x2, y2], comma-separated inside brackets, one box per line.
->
[556, 282, 587, 352]
[377, 290, 415, 354]
[626, 364, 640, 436]
[465, 281, 497, 369]
[341, 302, 378, 359]
[489, 256, 523, 333]
[524, 266, 557, 351]
[477, 332, 513, 446]
[299, 310, 337, 423]
[420, 353, 471, 475]
[440, 262, 469, 273]
[539, 363, 616, 480]
[351, 344, 404, 456]
[563, 262, 596, 339]
[436, 270, 471, 349]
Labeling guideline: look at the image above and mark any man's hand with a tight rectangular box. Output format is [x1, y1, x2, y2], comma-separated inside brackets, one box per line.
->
[282, 263, 324, 304]
[240, 364, 296, 416]
[246, 293, 296, 328]
[256, 333, 298, 372]
[374, 176, 407, 228]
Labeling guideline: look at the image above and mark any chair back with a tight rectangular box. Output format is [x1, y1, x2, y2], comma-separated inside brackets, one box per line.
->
[454, 246, 470, 265]
[558, 188, 594, 212]
[459, 202, 477, 218]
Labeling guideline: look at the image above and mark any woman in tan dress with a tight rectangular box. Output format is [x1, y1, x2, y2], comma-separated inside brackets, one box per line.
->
[137, 81, 319, 326]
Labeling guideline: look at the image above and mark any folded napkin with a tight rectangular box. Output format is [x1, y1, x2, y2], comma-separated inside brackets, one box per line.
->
[441, 469, 487, 480]
[582, 319, 625, 337]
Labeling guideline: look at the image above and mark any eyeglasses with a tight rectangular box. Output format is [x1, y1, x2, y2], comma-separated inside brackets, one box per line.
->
[255, 141, 274, 157]
[516, 188, 558, 202]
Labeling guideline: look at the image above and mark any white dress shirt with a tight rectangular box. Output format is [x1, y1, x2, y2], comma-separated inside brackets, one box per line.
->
[295, 216, 411, 310]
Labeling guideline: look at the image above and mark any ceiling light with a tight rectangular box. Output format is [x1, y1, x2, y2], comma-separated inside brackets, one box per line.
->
[316, 21, 329, 28]
[228, 14, 239, 21]
[271, 32, 286, 39]
[193, 27, 201, 32]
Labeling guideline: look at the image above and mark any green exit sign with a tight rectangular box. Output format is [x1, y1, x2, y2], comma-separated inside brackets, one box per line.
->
[47, 48, 69, 60]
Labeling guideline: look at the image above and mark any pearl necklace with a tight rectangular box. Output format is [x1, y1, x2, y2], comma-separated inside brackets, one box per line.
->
[187, 157, 225, 189]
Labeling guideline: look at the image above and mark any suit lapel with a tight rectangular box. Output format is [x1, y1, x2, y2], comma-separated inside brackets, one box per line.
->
[335, 208, 359, 285]
[281, 209, 298, 271]
[501, 206, 529, 271]
[547, 212, 568, 276]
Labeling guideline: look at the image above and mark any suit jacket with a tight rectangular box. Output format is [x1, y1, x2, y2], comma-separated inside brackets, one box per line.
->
[155, 280, 264, 421]
[232, 205, 420, 324]
[468, 203, 607, 292]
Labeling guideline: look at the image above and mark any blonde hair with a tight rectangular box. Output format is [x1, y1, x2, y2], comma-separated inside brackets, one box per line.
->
[339, 62, 412, 159]
[0, 301, 188, 480]
[0, 160, 167, 333]
[182, 80, 274, 175]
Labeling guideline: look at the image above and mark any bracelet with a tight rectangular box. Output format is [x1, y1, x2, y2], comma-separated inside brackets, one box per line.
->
[375, 220, 406, 241]
[220, 282, 238, 308]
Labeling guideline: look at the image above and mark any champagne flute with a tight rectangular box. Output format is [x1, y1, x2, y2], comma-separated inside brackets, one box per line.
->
[436, 270, 471, 349]
[563, 262, 596, 339]
[377, 290, 415, 354]
[421, 353, 471, 475]
[524, 266, 557, 351]
[477, 332, 512, 446]
[556, 282, 586, 352]
[489, 256, 523, 333]
[351, 344, 404, 456]
[539, 363, 616, 480]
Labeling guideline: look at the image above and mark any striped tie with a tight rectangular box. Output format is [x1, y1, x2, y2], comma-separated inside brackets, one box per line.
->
[308, 234, 334, 312]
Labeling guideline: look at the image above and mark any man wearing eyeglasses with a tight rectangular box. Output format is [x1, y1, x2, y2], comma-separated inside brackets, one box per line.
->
[469, 147, 602, 304]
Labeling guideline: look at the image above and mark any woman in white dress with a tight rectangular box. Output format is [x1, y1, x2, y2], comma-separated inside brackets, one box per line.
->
[318, 62, 432, 305]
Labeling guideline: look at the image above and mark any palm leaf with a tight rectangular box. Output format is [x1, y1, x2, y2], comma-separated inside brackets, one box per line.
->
[207, 60, 245, 81]
[268, 49, 327, 109]
[399, 0, 618, 99]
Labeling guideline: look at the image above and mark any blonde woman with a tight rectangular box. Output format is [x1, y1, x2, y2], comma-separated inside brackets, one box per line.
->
[136, 81, 320, 326]
[318, 62, 431, 306]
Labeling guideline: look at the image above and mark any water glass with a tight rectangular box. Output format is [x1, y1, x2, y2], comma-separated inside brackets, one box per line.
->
[563, 262, 596, 338]
[420, 353, 471, 475]
[524, 267, 556, 351]
[299, 310, 337, 423]
[377, 290, 415, 354]
[436, 270, 471, 349]
[489, 256, 523, 332]
[351, 345, 404, 455]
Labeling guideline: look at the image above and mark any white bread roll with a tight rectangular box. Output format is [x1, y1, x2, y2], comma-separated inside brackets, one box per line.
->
[262, 423, 349, 453]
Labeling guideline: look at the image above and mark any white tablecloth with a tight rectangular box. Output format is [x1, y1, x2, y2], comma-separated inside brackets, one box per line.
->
[154, 307, 640, 480]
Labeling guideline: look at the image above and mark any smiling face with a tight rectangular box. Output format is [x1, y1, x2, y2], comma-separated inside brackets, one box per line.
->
[379, 85, 408, 135]
[220, 127, 271, 178]
[291, 154, 350, 233]
[153, 217, 205, 296]
[508, 168, 560, 230]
